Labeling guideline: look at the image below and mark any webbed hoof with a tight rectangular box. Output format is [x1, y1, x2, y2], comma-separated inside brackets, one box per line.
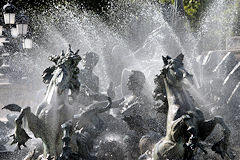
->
[11, 128, 31, 149]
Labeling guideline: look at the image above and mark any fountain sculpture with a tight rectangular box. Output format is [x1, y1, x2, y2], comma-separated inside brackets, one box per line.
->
[152, 53, 232, 160]
[3, 45, 112, 159]
[0, 1, 239, 160]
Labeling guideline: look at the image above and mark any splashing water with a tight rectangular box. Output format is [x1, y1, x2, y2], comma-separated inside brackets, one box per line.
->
[1, 0, 240, 159]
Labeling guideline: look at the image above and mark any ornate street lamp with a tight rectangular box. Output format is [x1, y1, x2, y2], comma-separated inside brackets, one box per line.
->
[3, 1, 17, 25]
[16, 11, 28, 36]
[0, 1, 33, 84]
[1, 2, 33, 52]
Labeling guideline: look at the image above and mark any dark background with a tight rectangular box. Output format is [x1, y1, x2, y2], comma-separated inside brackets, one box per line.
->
[0, 0, 215, 29]
[1, 0, 239, 50]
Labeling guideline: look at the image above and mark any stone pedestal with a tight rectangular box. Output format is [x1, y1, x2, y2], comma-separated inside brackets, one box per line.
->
[226, 36, 240, 61]
[199, 37, 240, 106]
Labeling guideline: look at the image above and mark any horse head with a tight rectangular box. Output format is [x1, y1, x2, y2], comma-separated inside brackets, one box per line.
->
[161, 53, 193, 88]
[36, 45, 81, 116]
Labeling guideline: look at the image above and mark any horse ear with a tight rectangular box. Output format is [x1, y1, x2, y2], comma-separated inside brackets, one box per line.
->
[162, 56, 168, 65]
[175, 53, 184, 62]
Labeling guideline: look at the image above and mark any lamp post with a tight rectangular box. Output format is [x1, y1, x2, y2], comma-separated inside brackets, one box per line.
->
[0, 1, 33, 83]
[1, 1, 32, 53]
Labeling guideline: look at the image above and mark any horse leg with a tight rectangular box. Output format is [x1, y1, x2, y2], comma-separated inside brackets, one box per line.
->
[11, 107, 31, 149]
[23, 107, 48, 139]
[199, 116, 230, 141]
[36, 81, 55, 116]
[172, 114, 199, 159]
[13, 107, 51, 153]
[25, 107, 58, 157]
[153, 114, 197, 160]
[198, 116, 232, 159]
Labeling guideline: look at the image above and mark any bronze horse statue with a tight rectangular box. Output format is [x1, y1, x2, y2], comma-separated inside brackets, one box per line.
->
[152, 54, 231, 160]
[3, 45, 82, 158]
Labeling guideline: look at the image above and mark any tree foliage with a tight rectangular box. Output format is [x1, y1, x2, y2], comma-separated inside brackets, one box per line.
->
[159, 0, 213, 28]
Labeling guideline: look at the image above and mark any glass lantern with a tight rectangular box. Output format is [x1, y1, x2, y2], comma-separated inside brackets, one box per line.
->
[22, 38, 32, 49]
[3, 2, 17, 25]
[16, 12, 28, 36]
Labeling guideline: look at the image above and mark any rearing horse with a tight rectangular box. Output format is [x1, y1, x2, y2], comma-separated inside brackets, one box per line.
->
[36, 44, 81, 115]
[152, 53, 231, 160]
[5, 45, 82, 158]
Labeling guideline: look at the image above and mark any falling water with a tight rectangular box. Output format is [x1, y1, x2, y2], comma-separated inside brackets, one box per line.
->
[1, 0, 240, 159]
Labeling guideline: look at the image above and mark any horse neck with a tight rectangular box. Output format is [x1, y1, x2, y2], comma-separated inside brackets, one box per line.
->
[164, 78, 196, 134]
[61, 63, 72, 72]
[55, 89, 70, 106]
[45, 85, 69, 109]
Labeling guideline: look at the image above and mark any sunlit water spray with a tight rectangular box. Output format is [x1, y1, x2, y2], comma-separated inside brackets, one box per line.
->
[1, 0, 240, 158]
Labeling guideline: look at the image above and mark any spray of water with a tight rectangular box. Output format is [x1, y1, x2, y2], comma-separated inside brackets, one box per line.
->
[1, 0, 240, 158]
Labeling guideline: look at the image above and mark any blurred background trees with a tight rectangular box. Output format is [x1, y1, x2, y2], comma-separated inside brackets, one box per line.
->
[159, 0, 214, 28]
[0, 0, 214, 29]
[0, 0, 238, 49]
